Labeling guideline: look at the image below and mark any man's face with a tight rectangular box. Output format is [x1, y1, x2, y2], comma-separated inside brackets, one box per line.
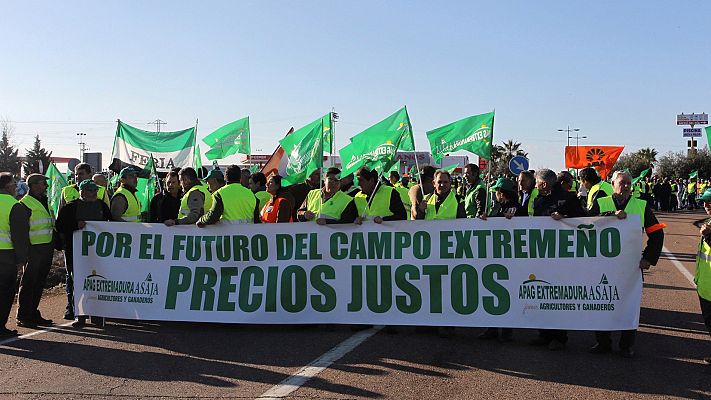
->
[307, 170, 321, 187]
[518, 173, 532, 192]
[324, 174, 340, 193]
[495, 189, 505, 203]
[612, 173, 633, 197]
[434, 174, 451, 195]
[166, 175, 180, 194]
[357, 176, 376, 195]
[122, 174, 138, 188]
[536, 179, 551, 194]
[179, 174, 194, 192]
[30, 180, 48, 196]
[206, 178, 221, 193]
[81, 188, 98, 202]
[75, 167, 90, 183]
[704, 200, 711, 215]
[464, 166, 476, 184]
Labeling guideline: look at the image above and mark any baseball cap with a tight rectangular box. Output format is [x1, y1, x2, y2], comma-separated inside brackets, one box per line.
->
[699, 188, 711, 202]
[78, 179, 99, 191]
[202, 169, 224, 182]
[490, 177, 516, 193]
[119, 167, 139, 178]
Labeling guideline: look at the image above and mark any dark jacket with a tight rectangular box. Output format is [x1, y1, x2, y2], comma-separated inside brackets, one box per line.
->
[532, 183, 587, 217]
[55, 200, 112, 266]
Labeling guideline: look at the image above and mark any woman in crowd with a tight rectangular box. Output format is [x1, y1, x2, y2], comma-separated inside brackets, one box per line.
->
[261, 175, 294, 223]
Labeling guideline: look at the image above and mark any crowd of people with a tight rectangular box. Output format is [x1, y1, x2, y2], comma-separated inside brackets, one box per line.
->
[7, 159, 711, 361]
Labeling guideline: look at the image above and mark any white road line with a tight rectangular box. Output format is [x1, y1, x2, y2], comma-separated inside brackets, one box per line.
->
[662, 246, 696, 287]
[257, 325, 382, 400]
[0, 321, 74, 346]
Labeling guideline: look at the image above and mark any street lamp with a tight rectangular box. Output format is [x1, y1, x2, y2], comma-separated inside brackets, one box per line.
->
[76, 132, 87, 161]
[558, 126, 580, 147]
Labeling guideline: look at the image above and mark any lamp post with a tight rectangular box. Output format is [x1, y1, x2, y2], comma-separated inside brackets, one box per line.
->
[557, 126, 580, 147]
[76, 132, 87, 161]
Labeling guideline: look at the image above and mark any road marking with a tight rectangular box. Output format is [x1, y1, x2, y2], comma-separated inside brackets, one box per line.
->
[662, 246, 696, 287]
[0, 321, 74, 346]
[257, 325, 382, 399]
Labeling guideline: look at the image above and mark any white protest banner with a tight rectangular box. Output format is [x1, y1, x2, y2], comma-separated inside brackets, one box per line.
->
[73, 217, 643, 330]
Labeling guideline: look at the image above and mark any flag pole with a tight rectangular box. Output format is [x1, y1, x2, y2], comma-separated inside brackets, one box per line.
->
[330, 108, 336, 167]
[195, 118, 201, 177]
[484, 109, 495, 215]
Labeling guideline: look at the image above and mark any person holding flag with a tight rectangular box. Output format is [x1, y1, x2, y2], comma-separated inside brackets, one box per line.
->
[110, 167, 142, 222]
[463, 163, 487, 218]
[353, 167, 407, 224]
[164, 167, 212, 227]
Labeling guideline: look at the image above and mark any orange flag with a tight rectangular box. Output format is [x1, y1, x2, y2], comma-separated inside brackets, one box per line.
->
[564, 146, 624, 179]
[260, 127, 294, 179]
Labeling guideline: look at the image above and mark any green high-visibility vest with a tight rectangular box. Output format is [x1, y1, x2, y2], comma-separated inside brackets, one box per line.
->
[113, 187, 142, 222]
[215, 183, 257, 224]
[587, 181, 614, 210]
[19, 195, 53, 245]
[306, 189, 353, 221]
[178, 184, 213, 219]
[696, 231, 711, 301]
[63, 184, 108, 205]
[526, 188, 539, 216]
[0, 194, 19, 249]
[255, 191, 271, 213]
[596, 196, 646, 229]
[354, 186, 395, 219]
[425, 191, 458, 220]
[464, 181, 486, 218]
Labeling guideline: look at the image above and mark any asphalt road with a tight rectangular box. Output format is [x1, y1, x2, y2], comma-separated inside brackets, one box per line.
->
[1, 211, 710, 399]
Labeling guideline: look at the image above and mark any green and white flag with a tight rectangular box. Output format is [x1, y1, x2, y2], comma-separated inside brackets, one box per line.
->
[322, 113, 333, 154]
[203, 117, 250, 160]
[135, 154, 159, 214]
[339, 107, 414, 176]
[690, 170, 699, 179]
[111, 121, 196, 172]
[441, 163, 459, 173]
[279, 116, 324, 185]
[46, 162, 68, 217]
[427, 111, 495, 162]
[194, 144, 203, 178]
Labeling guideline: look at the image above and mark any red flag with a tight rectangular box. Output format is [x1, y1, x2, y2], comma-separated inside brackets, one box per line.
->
[260, 127, 294, 179]
[565, 146, 624, 179]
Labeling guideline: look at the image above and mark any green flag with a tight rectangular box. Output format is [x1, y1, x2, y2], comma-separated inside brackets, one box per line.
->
[46, 162, 68, 217]
[135, 154, 159, 214]
[111, 121, 196, 172]
[426, 111, 495, 162]
[632, 168, 651, 185]
[441, 163, 459, 173]
[203, 117, 250, 160]
[249, 164, 260, 173]
[690, 170, 699, 179]
[706, 126, 711, 150]
[339, 107, 414, 176]
[322, 113, 333, 154]
[194, 144, 203, 177]
[387, 160, 401, 174]
[279, 116, 324, 185]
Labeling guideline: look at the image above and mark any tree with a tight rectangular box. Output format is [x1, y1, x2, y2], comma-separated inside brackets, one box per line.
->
[489, 139, 528, 177]
[656, 149, 711, 180]
[24, 135, 53, 175]
[0, 120, 20, 175]
[637, 147, 658, 165]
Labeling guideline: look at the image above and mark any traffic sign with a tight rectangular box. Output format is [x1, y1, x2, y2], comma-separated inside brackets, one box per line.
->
[683, 128, 702, 137]
[677, 113, 708, 126]
[509, 156, 529, 175]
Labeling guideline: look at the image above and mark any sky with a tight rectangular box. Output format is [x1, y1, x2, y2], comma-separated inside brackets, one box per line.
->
[1, 1, 710, 171]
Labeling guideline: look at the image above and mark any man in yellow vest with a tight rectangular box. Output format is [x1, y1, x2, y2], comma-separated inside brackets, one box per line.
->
[0, 173, 30, 337]
[198, 165, 261, 226]
[164, 167, 212, 227]
[297, 167, 358, 225]
[110, 167, 142, 222]
[579, 167, 613, 211]
[695, 188, 711, 364]
[16, 174, 55, 328]
[203, 169, 225, 193]
[59, 163, 109, 211]
[588, 170, 665, 358]
[389, 170, 412, 218]
[92, 173, 111, 205]
[409, 166, 436, 220]
[353, 167, 407, 224]
[415, 170, 465, 220]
